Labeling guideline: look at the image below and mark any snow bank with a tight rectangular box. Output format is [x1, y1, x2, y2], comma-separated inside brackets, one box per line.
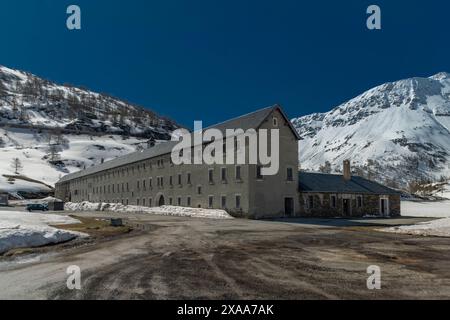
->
[10, 197, 63, 207]
[65, 202, 234, 220]
[382, 218, 450, 238]
[401, 200, 450, 218]
[0, 211, 85, 255]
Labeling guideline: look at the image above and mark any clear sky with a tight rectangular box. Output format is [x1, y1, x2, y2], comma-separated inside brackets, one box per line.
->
[0, 0, 449, 128]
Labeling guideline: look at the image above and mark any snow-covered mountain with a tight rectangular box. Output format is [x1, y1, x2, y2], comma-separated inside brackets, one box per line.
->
[0, 65, 179, 197]
[292, 72, 450, 188]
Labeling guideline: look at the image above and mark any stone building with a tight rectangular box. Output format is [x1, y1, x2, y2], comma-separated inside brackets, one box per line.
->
[298, 161, 401, 217]
[55, 105, 401, 219]
[56, 105, 301, 219]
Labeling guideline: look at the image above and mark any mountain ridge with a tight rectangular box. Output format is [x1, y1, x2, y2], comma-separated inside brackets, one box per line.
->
[292, 72, 450, 188]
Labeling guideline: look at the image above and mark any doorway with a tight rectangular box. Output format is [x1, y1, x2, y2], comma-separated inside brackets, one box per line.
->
[158, 195, 165, 207]
[380, 198, 389, 217]
[285, 197, 294, 216]
[343, 199, 351, 216]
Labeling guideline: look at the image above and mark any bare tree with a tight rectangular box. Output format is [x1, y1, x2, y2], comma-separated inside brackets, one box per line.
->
[319, 161, 332, 173]
[11, 157, 23, 175]
[48, 144, 61, 162]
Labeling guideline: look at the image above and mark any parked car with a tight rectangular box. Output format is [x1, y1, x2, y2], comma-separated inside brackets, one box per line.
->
[26, 203, 49, 212]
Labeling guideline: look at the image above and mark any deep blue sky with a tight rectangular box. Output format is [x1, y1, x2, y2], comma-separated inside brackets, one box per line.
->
[0, 0, 449, 127]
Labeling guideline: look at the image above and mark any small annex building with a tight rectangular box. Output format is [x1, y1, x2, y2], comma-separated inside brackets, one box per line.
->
[298, 161, 401, 218]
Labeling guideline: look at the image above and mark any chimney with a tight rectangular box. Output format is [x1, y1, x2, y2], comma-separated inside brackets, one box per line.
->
[343, 160, 351, 181]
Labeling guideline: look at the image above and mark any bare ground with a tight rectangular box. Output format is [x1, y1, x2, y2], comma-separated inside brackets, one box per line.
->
[1, 213, 450, 300]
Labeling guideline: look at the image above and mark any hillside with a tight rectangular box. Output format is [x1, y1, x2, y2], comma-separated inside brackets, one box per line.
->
[0, 65, 178, 198]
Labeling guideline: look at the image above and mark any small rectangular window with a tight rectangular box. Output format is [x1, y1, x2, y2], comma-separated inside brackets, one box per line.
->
[169, 197, 173, 205]
[236, 195, 241, 209]
[197, 186, 202, 195]
[357, 196, 363, 208]
[187, 173, 191, 185]
[187, 197, 191, 206]
[236, 166, 242, 180]
[178, 174, 182, 185]
[208, 169, 214, 184]
[331, 195, 337, 208]
[221, 168, 227, 182]
[308, 196, 314, 209]
[178, 197, 182, 206]
[287, 168, 293, 181]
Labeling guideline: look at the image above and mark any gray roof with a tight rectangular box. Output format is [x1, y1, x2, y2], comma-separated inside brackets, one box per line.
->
[58, 104, 299, 184]
[298, 172, 400, 195]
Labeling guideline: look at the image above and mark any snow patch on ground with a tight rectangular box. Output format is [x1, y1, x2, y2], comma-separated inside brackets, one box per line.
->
[65, 202, 234, 220]
[402, 200, 450, 218]
[0, 211, 85, 255]
[383, 218, 450, 238]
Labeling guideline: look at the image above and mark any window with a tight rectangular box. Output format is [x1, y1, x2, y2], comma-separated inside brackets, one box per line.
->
[197, 185, 202, 195]
[221, 167, 227, 182]
[331, 195, 337, 208]
[357, 196, 363, 208]
[256, 166, 263, 180]
[235, 166, 242, 180]
[149, 198, 152, 207]
[149, 178, 152, 188]
[187, 196, 191, 207]
[236, 195, 241, 209]
[137, 198, 140, 206]
[178, 174, 182, 185]
[143, 180, 146, 190]
[273, 117, 278, 127]
[177, 197, 182, 206]
[142, 199, 146, 206]
[208, 169, 214, 184]
[221, 196, 227, 209]
[287, 167, 293, 181]
[308, 196, 314, 209]
[137, 180, 140, 190]
[208, 196, 214, 208]
[169, 197, 173, 205]
[169, 176, 173, 187]
[187, 173, 191, 185]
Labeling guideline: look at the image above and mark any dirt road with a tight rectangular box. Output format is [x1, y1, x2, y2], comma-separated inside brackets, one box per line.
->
[1, 214, 450, 299]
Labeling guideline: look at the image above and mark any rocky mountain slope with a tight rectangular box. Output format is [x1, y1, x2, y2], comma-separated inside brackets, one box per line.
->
[0, 65, 179, 197]
[292, 72, 450, 188]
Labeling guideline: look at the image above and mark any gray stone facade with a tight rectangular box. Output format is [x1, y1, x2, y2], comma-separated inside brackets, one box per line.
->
[56, 106, 300, 219]
[298, 192, 401, 218]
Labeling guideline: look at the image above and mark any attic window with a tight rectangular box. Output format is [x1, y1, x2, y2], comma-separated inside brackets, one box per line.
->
[273, 117, 278, 127]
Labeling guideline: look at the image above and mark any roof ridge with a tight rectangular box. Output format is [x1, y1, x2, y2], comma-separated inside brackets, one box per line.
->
[204, 104, 277, 130]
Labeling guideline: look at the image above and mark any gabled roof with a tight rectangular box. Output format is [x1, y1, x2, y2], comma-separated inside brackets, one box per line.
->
[298, 172, 400, 195]
[58, 104, 298, 183]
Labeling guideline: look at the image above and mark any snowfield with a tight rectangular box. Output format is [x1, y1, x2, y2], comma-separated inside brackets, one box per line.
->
[65, 202, 234, 220]
[402, 200, 450, 218]
[383, 218, 450, 238]
[382, 200, 450, 237]
[0, 211, 85, 255]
